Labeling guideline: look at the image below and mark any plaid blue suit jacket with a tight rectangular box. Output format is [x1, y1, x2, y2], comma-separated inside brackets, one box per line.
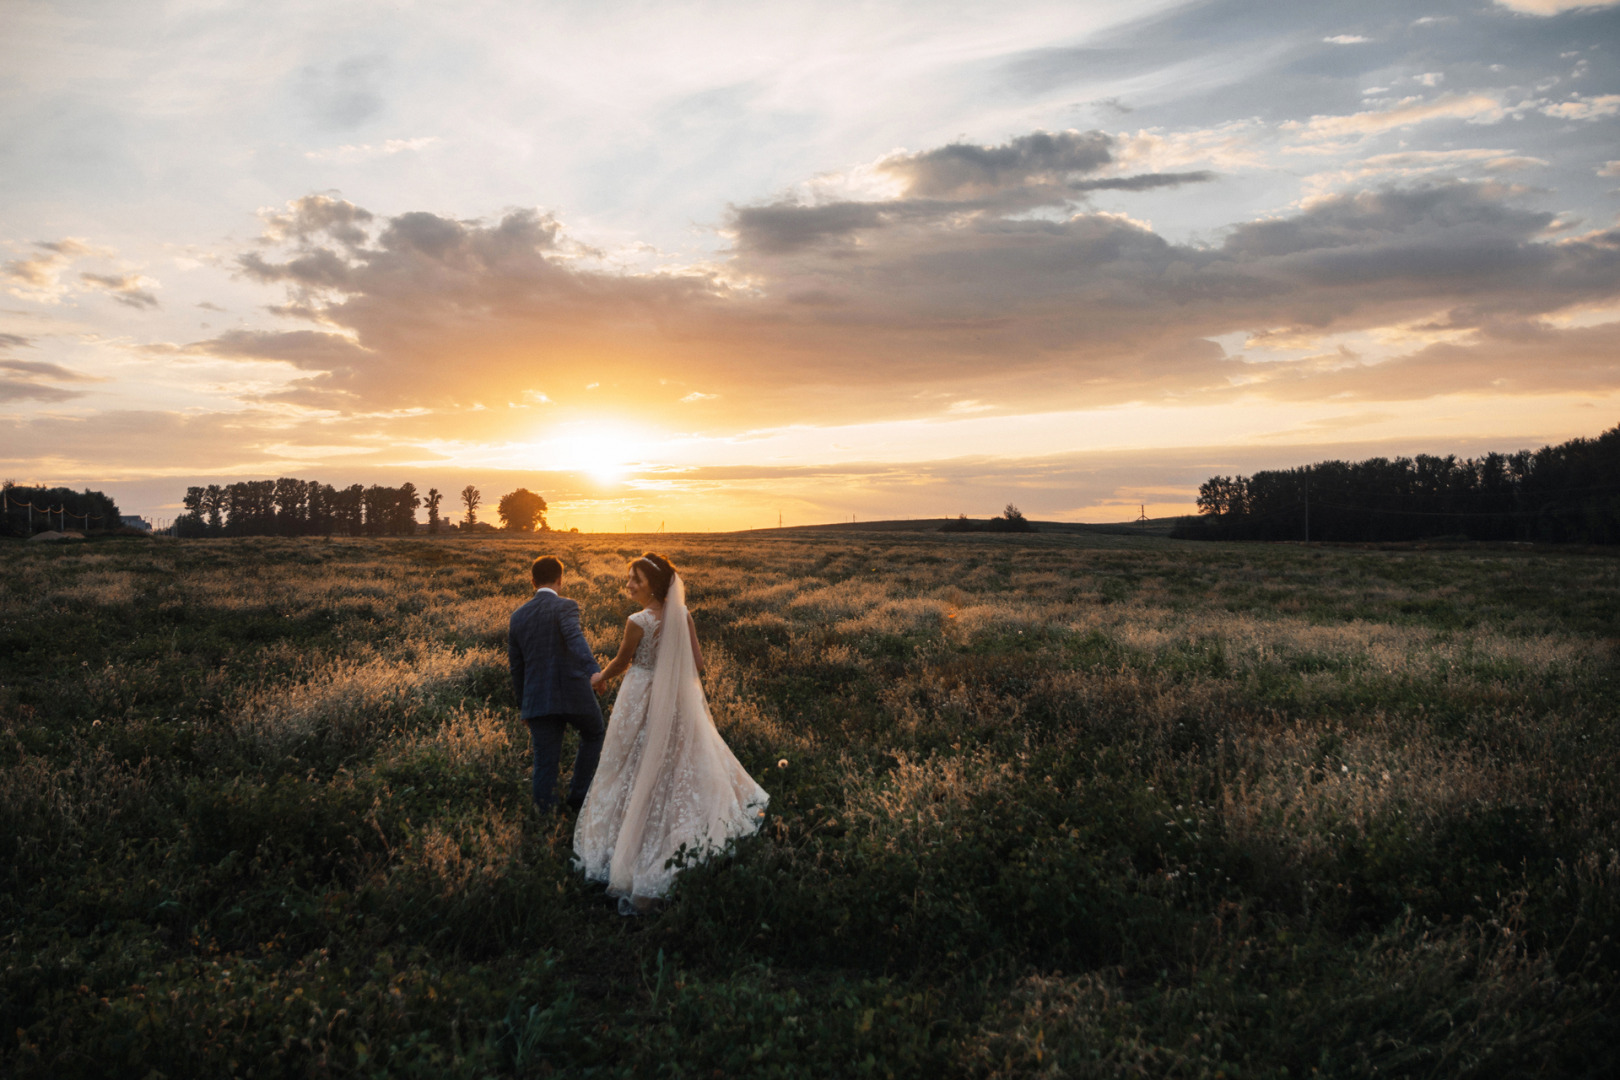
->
[508, 589, 602, 720]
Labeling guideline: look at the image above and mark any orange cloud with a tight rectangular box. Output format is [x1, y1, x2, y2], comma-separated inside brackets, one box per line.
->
[161, 140, 1620, 438]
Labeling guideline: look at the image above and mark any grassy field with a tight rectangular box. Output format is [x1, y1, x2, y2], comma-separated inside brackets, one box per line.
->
[2, 530, 1617, 1078]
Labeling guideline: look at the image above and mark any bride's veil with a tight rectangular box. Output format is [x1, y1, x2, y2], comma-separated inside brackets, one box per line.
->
[607, 572, 708, 893]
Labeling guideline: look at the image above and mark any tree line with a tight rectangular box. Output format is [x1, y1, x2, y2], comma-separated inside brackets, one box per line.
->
[1, 482, 123, 538]
[1174, 423, 1620, 544]
[174, 479, 551, 538]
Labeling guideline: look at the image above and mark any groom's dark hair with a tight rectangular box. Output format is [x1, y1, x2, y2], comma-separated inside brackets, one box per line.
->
[531, 556, 563, 587]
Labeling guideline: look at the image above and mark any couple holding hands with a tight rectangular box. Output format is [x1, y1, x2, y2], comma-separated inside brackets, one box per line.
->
[508, 552, 769, 914]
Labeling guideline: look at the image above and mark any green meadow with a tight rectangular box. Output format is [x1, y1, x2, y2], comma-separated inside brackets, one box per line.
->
[2, 531, 1616, 1077]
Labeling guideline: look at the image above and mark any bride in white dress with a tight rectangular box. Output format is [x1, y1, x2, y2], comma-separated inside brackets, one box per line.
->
[574, 552, 769, 914]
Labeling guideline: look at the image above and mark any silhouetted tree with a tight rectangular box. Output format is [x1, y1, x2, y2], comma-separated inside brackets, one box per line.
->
[273, 477, 306, 535]
[461, 484, 481, 526]
[939, 505, 1034, 533]
[425, 488, 443, 534]
[984, 503, 1033, 532]
[202, 485, 225, 533]
[361, 485, 393, 536]
[1196, 476, 1247, 520]
[394, 482, 421, 534]
[335, 484, 364, 535]
[498, 488, 548, 532]
[2, 481, 121, 537]
[307, 481, 333, 536]
[177, 486, 207, 537]
[1175, 423, 1620, 543]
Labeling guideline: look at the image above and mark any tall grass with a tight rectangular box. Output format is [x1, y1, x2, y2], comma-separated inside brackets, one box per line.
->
[1, 532, 1616, 1077]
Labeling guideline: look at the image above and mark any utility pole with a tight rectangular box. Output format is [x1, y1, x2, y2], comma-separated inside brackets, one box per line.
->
[778, 511, 782, 528]
[1138, 503, 1147, 533]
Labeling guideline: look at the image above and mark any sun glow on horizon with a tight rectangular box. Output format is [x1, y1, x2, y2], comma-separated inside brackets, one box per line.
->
[528, 421, 648, 484]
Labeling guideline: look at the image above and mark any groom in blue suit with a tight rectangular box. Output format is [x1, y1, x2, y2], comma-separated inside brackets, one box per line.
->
[509, 555, 606, 814]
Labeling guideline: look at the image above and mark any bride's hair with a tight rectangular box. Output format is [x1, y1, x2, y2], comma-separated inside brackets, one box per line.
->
[630, 551, 677, 602]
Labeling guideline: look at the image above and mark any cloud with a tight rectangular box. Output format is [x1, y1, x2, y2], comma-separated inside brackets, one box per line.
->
[1494, 0, 1620, 14]
[193, 153, 1620, 431]
[2, 238, 156, 306]
[1246, 320, 1620, 402]
[258, 193, 375, 248]
[0, 379, 82, 403]
[0, 407, 458, 478]
[1303, 150, 1547, 196]
[878, 130, 1115, 199]
[1323, 35, 1370, 44]
[1483, 156, 1549, 172]
[239, 247, 357, 291]
[0, 358, 100, 382]
[1070, 170, 1216, 192]
[1287, 93, 1507, 139]
[1541, 94, 1620, 120]
[195, 200, 710, 414]
[2, 239, 98, 299]
[731, 130, 1216, 255]
[730, 200, 903, 254]
[1113, 121, 1269, 173]
[152, 328, 374, 404]
[189, 328, 371, 368]
[0, 356, 101, 403]
[680, 391, 718, 403]
[80, 271, 159, 308]
[304, 137, 440, 162]
[0, 333, 32, 349]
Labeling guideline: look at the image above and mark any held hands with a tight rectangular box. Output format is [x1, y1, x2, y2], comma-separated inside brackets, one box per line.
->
[591, 671, 606, 693]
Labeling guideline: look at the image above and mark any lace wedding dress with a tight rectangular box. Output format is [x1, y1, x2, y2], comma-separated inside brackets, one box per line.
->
[573, 575, 768, 912]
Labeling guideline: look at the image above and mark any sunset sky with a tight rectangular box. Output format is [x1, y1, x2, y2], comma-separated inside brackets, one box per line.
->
[3, 0, 1619, 531]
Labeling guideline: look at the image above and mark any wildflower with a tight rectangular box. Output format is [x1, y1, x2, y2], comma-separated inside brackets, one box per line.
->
[778, 758, 789, 769]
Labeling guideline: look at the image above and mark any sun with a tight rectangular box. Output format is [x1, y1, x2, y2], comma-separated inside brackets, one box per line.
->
[542, 423, 641, 483]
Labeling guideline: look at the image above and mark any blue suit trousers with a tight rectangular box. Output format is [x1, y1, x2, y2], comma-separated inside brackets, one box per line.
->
[526, 707, 605, 812]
